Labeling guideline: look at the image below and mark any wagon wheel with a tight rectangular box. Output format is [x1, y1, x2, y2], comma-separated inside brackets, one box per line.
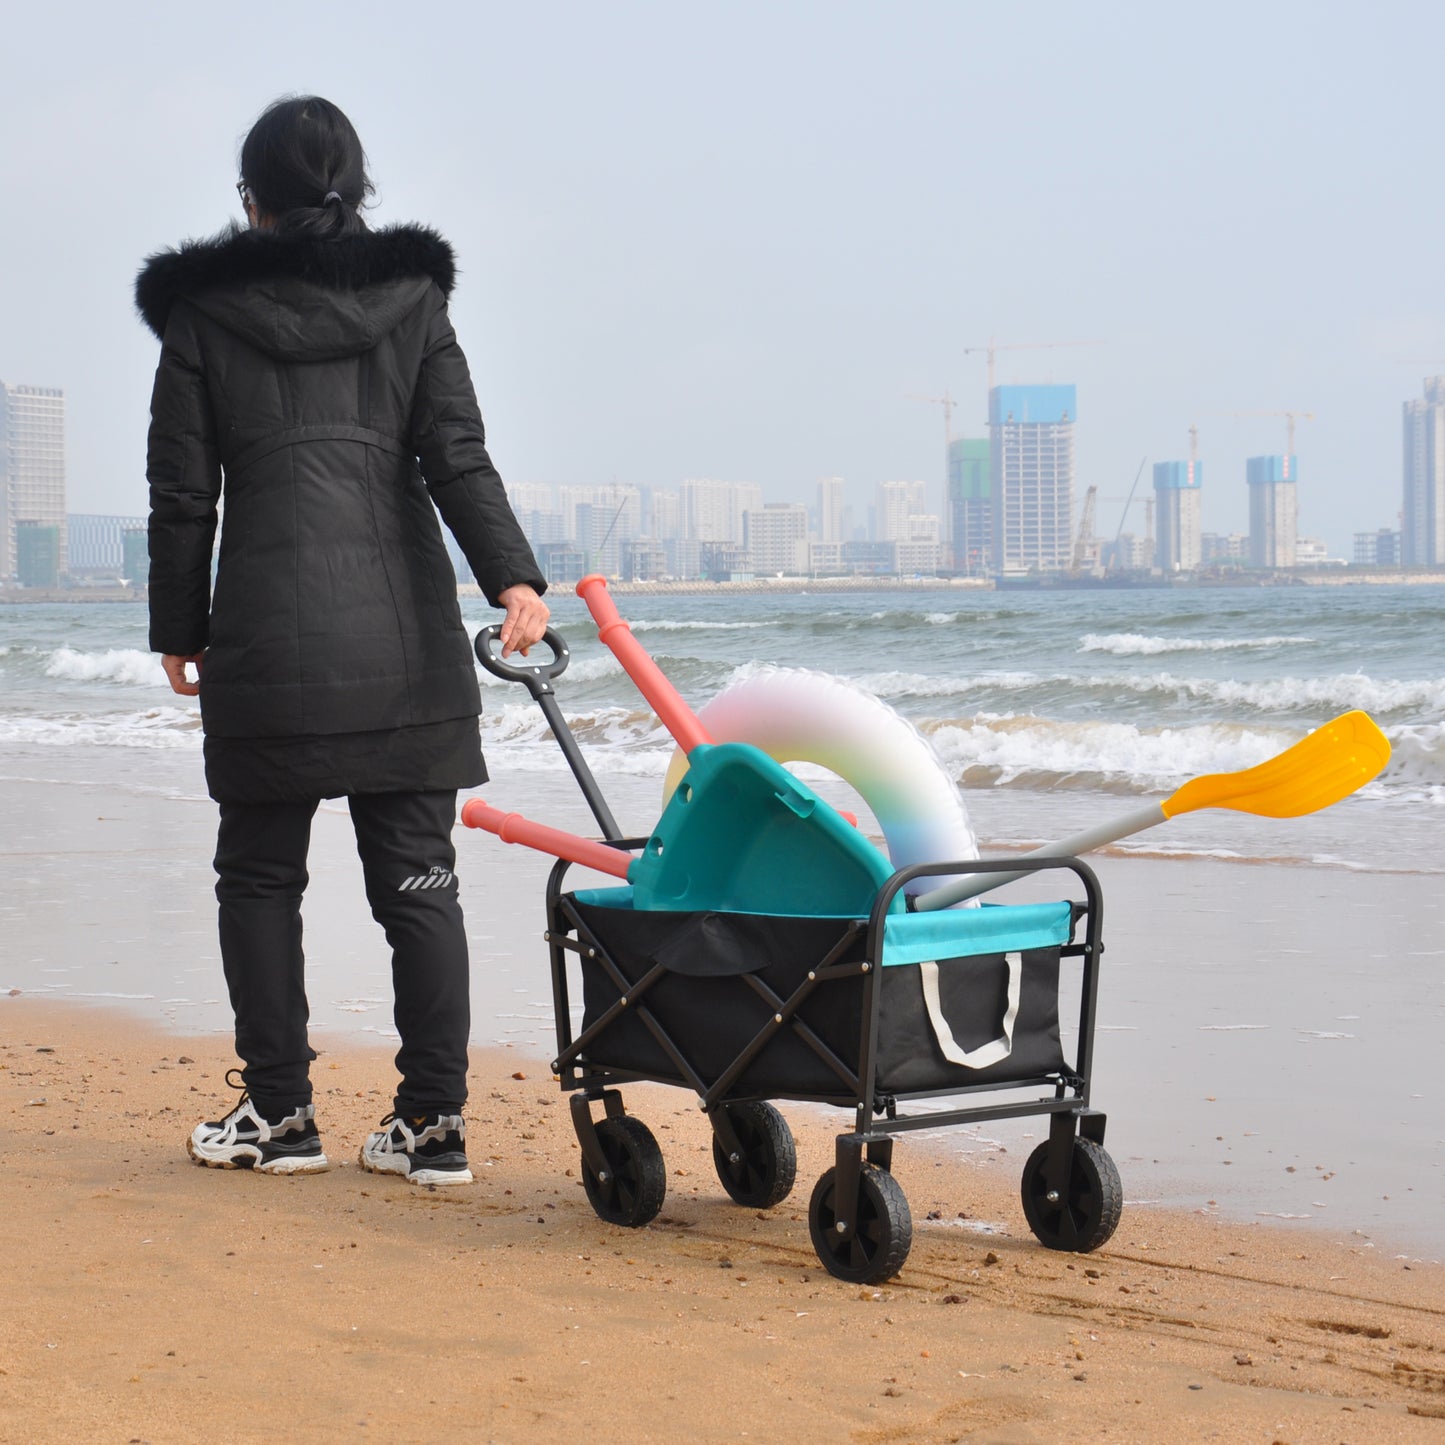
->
[1019, 1137, 1122, 1252]
[581, 1115, 667, 1228]
[808, 1163, 912, 1284]
[712, 1102, 797, 1209]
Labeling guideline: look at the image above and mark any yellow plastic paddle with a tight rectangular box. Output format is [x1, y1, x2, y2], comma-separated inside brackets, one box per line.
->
[1161, 709, 1390, 819]
[912, 710, 1391, 911]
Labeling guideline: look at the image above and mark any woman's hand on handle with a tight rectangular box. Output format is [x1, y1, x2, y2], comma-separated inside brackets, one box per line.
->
[496, 584, 550, 657]
[161, 652, 204, 697]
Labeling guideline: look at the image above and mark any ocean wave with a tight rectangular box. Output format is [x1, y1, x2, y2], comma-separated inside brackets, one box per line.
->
[781, 607, 1005, 632]
[629, 618, 773, 632]
[852, 668, 1039, 700]
[44, 647, 166, 687]
[478, 651, 622, 687]
[480, 701, 674, 772]
[923, 713, 1443, 800]
[1116, 670, 1445, 716]
[1380, 722, 1445, 805]
[926, 716, 1292, 791]
[1079, 632, 1314, 656]
[850, 666, 1445, 718]
[0, 707, 201, 749]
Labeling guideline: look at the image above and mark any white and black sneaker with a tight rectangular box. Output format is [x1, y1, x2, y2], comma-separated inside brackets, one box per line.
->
[188, 1073, 330, 1175]
[360, 1112, 472, 1186]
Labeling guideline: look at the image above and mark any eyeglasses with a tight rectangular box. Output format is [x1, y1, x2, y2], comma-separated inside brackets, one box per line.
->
[235, 180, 253, 210]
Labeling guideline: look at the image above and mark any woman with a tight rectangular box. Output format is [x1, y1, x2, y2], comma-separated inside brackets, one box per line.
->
[137, 95, 549, 1185]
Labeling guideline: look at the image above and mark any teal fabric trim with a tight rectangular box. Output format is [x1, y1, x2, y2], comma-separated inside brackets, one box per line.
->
[571, 886, 636, 909]
[881, 901, 1072, 966]
[568, 889, 1073, 965]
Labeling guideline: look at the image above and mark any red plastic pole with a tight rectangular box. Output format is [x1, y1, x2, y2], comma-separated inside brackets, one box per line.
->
[576, 574, 713, 755]
[459, 798, 632, 880]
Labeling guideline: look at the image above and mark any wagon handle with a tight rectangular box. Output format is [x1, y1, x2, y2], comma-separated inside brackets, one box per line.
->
[474, 625, 571, 697]
[471, 624, 623, 842]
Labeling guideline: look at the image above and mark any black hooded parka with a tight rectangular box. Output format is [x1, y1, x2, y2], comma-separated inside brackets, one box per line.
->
[136, 224, 545, 802]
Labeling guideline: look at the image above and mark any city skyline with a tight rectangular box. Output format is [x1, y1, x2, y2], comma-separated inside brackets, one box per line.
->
[13, 368, 1439, 585]
[9, 375, 1420, 572]
[2, 6, 1443, 560]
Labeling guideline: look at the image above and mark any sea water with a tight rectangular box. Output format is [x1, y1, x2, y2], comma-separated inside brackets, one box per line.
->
[2, 584, 1442, 1249]
[5, 584, 1438, 866]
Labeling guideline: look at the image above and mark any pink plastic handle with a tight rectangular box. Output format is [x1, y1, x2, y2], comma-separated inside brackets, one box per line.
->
[576, 574, 713, 755]
[460, 798, 632, 880]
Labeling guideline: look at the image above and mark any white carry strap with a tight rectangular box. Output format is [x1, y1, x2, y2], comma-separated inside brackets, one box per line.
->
[918, 951, 1022, 1069]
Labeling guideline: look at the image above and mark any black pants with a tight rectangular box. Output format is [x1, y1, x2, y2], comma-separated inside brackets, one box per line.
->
[214, 790, 470, 1118]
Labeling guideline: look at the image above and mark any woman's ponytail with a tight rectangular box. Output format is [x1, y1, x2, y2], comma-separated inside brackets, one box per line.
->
[239, 96, 373, 240]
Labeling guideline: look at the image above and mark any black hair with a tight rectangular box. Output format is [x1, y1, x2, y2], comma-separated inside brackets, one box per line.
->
[239, 96, 374, 239]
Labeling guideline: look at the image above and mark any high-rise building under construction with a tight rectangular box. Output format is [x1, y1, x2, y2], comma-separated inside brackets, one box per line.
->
[1246, 455, 1297, 569]
[1402, 377, 1445, 567]
[1152, 459, 1202, 572]
[988, 385, 1075, 574]
[947, 438, 990, 574]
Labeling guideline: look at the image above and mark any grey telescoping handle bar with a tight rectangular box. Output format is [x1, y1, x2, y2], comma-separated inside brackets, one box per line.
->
[909, 801, 1168, 911]
[474, 625, 624, 843]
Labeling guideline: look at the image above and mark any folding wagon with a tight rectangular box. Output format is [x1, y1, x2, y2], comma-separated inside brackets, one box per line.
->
[464, 583, 1123, 1285]
[542, 847, 1116, 1284]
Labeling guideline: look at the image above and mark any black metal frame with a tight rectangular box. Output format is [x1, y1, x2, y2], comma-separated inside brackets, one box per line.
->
[475, 621, 1111, 1256]
[543, 849, 1108, 1240]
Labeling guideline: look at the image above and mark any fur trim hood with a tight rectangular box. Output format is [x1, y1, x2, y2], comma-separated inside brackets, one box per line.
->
[135, 223, 457, 344]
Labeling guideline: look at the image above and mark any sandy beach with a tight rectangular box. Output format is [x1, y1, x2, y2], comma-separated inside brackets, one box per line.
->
[3, 763, 1445, 1441]
[2, 1000, 1443, 1444]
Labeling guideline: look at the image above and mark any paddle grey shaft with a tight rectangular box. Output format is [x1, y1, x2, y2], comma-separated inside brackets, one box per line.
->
[910, 802, 1168, 911]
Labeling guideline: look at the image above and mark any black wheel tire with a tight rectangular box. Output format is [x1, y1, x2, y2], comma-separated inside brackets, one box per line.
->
[808, 1163, 912, 1284]
[1019, 1136, 1123, 1253]
[712, 1102, 798, 1209]
[581, 1115, 666, 1228]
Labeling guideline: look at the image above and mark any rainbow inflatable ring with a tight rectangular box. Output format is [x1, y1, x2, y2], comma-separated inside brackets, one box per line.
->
[662, 667, 978, 901]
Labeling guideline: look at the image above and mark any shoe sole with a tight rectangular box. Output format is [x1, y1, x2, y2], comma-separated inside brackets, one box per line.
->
[188, 1136, 331, 1175]
[359, 1148, 473, 1186]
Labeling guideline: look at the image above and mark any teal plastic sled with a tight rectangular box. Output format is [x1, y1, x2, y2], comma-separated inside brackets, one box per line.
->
[628, 741, 899, 917]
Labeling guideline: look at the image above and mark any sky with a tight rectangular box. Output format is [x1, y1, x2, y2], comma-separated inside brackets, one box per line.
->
[2, 0, 1442, 555]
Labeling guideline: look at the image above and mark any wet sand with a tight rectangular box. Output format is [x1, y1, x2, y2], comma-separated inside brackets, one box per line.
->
[2, 999, 1444, 1444]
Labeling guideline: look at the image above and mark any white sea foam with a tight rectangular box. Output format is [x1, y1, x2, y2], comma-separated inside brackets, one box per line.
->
[844, 664, 1445, 718]
[1113, 670, 1445, 716]
[479, 701, 674, 774]
[852, 668, 1041, 700]
[1079, 632, 1314, 656]
[44, 647, 166, 687]
[926, 716, 1286, 789]
[1382, 722, 1445, 804]
[478, 695, 1443, 799]
[0, 708, 201, 749]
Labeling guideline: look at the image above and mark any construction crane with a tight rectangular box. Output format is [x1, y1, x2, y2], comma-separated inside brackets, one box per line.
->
[906, 390, 957, 456]
[1224, 409, 1315, 460]
[961, 337, 1104, 398]
[1104, 457, 1150, 571]
[1071, 485, 1099, 572]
